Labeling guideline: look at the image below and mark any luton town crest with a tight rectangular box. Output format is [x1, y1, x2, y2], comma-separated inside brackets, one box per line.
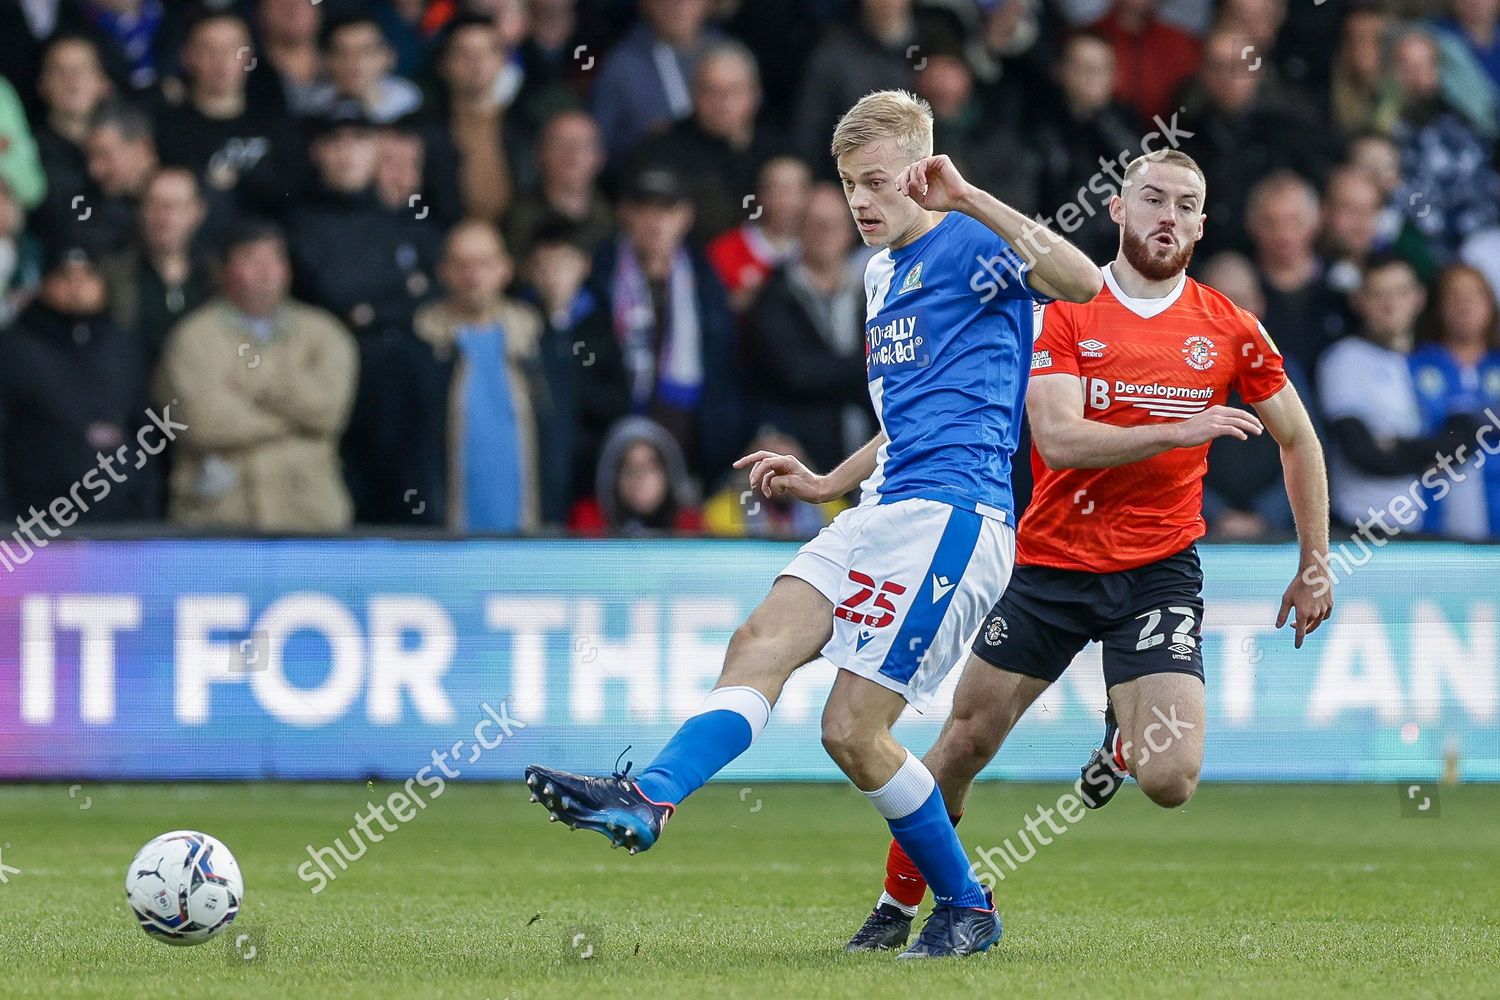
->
[1182, 335, 1218, 371]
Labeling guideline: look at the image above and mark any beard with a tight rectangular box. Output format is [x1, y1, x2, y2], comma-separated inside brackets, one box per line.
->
[1121, 224, 1196, 282]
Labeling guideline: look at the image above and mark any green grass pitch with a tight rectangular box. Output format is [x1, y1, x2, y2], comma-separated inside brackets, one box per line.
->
[0, 781, 1496, 999]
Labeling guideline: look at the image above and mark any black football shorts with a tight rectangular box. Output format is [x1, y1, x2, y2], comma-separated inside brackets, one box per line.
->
[971, 544, 1206, 688]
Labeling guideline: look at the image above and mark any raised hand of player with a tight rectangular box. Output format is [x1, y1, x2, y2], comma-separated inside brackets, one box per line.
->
[1169, 406, 1264, 448]
[733, 450, 828, 503]
[895, 155, 973, 213]
[1276, 572, 1333, 648]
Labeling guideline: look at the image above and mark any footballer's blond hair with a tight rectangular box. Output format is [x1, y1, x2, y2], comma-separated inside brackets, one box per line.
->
[830, 90, 934, 164]
[1122, 149, 1207, 200]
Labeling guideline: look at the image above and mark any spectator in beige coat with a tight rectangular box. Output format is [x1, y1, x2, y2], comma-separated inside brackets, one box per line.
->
[156, 220, 358, 531]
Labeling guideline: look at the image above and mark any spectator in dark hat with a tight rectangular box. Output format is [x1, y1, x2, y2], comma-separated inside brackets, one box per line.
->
[516, 218, 604, 503]
[0, 243, 157, 525]
[286, 106, 445, 526]
[287, 105, 442, 338]
[578, 164, 743, 487]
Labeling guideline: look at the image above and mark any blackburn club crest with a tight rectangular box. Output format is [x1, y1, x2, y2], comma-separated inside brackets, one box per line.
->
[898, 261, 923, 294]
[1182, 335, 1218, 371]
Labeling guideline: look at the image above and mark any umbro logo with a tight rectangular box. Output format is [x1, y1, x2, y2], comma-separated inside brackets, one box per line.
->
[1078, 339, 1107, 357]
[931, 574, 956, 602]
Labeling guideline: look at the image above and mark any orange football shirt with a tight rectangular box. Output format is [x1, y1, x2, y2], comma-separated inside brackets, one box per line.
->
[1019, 266, 1288, 572]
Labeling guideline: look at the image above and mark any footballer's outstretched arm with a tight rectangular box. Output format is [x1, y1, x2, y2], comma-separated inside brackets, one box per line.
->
[1252, 383, 1334, 646]
[737, 433, 887, 504]
[894, 155, 1102, 304]
[1028, 373, 1265, 470]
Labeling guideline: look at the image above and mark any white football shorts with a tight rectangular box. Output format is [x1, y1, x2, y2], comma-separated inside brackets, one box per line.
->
[778, 497, 1015, 712]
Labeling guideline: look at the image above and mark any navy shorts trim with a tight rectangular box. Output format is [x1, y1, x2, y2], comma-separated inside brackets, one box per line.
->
[971, 545, 1206, 688]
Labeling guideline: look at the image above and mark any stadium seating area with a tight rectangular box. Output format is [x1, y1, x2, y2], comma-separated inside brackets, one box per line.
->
[1, 0, 1498, 540]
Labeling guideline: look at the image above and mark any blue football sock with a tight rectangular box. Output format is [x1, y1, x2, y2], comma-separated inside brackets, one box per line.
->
[867, 751, 988, 909]
[633, 686, 771, 805]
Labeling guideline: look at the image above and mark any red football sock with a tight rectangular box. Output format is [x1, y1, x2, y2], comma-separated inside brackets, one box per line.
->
[882, 813, 962, 907]
[883, 837, 927, 907]
[1112, 730, 1130, 774]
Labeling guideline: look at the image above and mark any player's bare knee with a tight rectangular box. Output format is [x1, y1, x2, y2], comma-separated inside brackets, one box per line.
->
[721, 618, 788, 687]
[1136, 768, 1198, 809]
[942, 714, 1003, 774]
[819, 713, 866, 771]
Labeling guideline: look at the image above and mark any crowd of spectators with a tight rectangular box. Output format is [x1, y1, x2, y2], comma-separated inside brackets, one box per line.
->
[0, 0, 1497, 542]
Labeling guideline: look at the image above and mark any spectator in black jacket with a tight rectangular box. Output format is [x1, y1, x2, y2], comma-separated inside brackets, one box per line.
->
[518, 219, 599, 505]
[573, 165, 743, 488]
[742, 182, 872, 477]
[1246, 171, 1354, 384]
[76, 98, 159, 255]
[101, 168, 214, 372]
[791, 0, 956, 172]
[634, 41, 778, 245]
[0, 245, 157, 530]
[1177, 30, 1334, 258]
[504, 110, 614, 263]
[1029, 31, 1142, 263]
[287, 106, 441, 338]
[156, 12, 307, 231]
[31, 35, 115, 249]
[287, 106, 444, 525]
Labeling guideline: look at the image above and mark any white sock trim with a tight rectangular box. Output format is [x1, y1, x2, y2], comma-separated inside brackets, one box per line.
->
[695, 685, 772, 738]
[863, 750, 936, 820]
[878, 891, 919, 918]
